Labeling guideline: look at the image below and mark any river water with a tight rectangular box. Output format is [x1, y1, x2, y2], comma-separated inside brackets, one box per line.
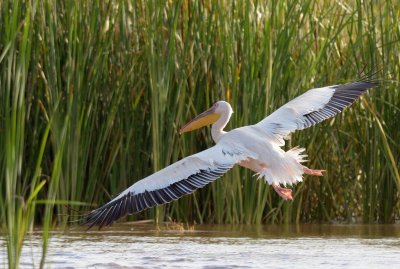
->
[1, 223, 400, 268]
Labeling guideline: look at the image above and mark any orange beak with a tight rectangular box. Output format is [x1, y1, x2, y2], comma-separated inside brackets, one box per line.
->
[179, 106, 221, 134]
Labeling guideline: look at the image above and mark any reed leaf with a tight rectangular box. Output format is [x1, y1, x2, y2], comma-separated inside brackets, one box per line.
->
[1, 0, 399, 267]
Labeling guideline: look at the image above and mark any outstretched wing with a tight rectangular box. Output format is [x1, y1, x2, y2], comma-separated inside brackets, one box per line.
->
[83, 144, 248, 229]
[256, 80, 378, 145]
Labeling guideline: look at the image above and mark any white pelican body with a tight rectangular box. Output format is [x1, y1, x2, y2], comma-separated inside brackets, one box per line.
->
[84, 79, 377, 228]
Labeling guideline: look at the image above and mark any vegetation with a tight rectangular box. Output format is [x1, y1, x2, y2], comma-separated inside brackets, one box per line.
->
[0, 0, 399, 267]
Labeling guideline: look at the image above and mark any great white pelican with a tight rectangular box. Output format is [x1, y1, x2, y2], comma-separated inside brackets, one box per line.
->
[84, 78, 378, 229]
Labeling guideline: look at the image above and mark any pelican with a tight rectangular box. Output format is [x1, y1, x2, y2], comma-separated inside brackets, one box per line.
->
[84, 78, 378, 229]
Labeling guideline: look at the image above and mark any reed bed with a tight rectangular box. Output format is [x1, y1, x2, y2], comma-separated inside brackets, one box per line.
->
[1, 0, 399, 267]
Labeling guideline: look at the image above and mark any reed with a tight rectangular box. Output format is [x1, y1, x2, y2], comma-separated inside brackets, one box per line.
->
[0, 0, 399, 267]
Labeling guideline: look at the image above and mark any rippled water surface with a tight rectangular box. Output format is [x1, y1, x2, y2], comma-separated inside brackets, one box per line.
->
[1, 224, 400, 268]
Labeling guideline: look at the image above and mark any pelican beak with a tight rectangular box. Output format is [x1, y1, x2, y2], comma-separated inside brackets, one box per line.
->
[179, 106, 220, 134]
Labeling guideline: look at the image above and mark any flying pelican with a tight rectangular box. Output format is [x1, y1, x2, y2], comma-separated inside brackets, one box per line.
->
[84, 78, 378, 229]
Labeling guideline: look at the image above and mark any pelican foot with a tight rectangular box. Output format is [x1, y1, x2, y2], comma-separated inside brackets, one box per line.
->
[272, 183, 293, 201]
[303, 167, 326, 176]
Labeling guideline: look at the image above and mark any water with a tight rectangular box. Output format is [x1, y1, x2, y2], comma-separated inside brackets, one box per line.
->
[1, 224, 400, 268]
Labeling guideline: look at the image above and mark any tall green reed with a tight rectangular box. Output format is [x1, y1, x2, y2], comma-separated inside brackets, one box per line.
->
[0, 1, 49, 268]
[0, 0, 399, 267]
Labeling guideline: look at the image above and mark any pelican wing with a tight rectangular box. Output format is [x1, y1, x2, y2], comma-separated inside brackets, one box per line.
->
[84, 144, 247, 229]
[256, 80, 378, 145]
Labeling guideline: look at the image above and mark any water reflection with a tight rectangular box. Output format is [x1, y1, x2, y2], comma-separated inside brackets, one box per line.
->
[83, 223, 400, 239]
[1, 224, 400, 268]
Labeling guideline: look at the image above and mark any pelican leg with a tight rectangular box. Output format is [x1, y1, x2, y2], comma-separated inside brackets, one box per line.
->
[303, 167, 326, 176]
[272, 183, 293, 201]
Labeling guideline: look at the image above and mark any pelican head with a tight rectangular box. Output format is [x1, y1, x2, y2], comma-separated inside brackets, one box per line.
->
[179, 101, 232, 134]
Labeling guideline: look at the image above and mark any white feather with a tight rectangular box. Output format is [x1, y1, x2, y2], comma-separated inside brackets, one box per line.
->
[256, 86, 335, 146]
[114, 143, 250, 200]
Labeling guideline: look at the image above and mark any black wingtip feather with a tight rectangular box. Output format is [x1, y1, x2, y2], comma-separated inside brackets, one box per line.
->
[302, 77, 379, 129]
[355, 67, 385, 88]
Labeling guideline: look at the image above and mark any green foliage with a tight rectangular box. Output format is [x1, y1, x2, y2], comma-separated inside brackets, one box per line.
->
[1, 0, 399, 267]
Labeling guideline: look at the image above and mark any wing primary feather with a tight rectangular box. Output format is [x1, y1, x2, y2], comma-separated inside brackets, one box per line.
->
[175, 181, 194, 194]
[143, 191, 157, 207]
[330, 99, 351, 107]
[306, 115, 317, 125]
[107, 203, 122, 226]
[161, 188, 178, 200]
[324, 106, 338, 114]
[104, 205, 119, 228]
[188, 176, 203, 185]
[98, 206, 114, 229]
[155, 189, 169, 203]
[85, 211, 102, 230]
[303, 117, 313, 127]
[185, 180, 200, 189]
[325, 102, 345, 111]
[132, 195, 139, 212]
[150, 191, 164, 205]
[115, 198, 125, 221]
[137, 193, 145, 212]
[196, 173, 213, 183]
[335, 92, 361, 98]
[119, 195, 128, 218]
[166, 186, 181, 199]
[334, 95, 358, 102]
[311, 113, 325, 122]
[169, 184, 186, 196]
[206, 170, 221, 177]
[318, 110, 332, 119]
[324, 100, 346, 109]
[142, 193, 151, 210]
[127, 194, 134, 213]
[324, 105, 341, 113]
[88, 207, 109, 228]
